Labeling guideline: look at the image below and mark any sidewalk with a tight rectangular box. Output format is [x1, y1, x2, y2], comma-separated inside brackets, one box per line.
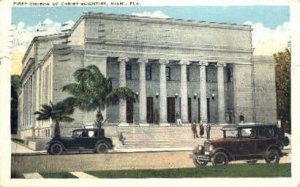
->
[11, 141, 46, 154]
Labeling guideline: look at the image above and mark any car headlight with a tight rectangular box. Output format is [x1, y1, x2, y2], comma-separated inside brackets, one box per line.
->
[209, 144, 214, 151]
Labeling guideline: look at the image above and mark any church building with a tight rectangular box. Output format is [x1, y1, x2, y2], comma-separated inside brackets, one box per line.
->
[18, 12, 277, 139]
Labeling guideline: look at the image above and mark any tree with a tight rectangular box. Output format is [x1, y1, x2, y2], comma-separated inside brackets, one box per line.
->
[11, 75, 22, 134]
[274, 48, 291, 133]
[34, 99, 75, 138]
[62, 65, 137, 128]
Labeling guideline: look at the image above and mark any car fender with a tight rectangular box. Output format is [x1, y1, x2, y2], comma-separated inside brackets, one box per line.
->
[266, 144, 282, 153]
[95, 140, 109, 147]
[210, 148, 234, 161]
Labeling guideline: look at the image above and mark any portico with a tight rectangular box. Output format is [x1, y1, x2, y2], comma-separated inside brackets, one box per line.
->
[114, 56, 228, 126]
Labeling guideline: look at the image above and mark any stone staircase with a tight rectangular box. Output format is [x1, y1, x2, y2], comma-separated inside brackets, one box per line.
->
[114, 125, 223, 149]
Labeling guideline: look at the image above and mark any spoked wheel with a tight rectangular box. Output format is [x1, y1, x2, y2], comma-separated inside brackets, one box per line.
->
[49, 143, 63, 155]
[212, 152, 228, 166]
[193, 158, 208, 167]
[95, 143, 109, 153]
[265, 150, 280, 163]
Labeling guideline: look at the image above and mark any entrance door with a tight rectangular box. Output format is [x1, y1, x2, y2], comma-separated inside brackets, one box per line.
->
[188, 97, 192, 123]
[207, 98, 210, 123]
[147, 97, 154, 123]
[167, 97, 176, 123]
[126, 100, 134, 123]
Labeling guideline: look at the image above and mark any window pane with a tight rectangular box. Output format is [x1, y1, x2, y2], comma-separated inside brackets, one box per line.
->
[126, 64, 132, 80]
[241, 128, 255, 138]
[146, 65, 152, 80]
[166, 67, 171, 81]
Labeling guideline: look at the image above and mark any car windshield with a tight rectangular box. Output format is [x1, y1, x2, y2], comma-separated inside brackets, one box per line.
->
[224, 129, 238, 138]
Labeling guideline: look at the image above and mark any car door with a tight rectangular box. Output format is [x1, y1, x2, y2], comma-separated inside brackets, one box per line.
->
[76, 130, 97, 150]
[256, 127, 277, 155]
[237, 127, 257, 157]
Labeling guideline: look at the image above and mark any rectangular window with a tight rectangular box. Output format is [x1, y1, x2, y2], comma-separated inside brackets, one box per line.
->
[146, 65, 152, 80]
[166, 67, 171, 81]
[126, 64, 132, 80]
[241, 128, 256, 138]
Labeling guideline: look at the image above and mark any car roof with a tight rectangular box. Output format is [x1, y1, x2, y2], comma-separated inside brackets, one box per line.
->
[73, 128, 100, 132]
[221, 123, 277, 130]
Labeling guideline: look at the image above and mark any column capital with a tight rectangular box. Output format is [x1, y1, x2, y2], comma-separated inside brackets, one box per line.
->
[137, 57, 148, 64]
[159, 58, 169, 64]
[199, 60, 209, 66]
[217, 61, 226, 67]
[179, 59, 190, 65]
[118, 57, 129, 62]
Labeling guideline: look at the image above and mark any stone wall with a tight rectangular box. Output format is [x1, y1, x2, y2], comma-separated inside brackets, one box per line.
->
[253, 56, 277, 123]
[233, 64, 254, 122]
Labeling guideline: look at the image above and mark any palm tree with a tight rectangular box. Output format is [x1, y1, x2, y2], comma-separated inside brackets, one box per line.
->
[34, 98, 75, 138]
[62, 65, 137, 128]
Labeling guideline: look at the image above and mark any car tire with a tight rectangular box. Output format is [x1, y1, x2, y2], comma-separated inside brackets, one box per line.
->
[193, 158, 208, 167]
[95, 143, 109, 153]
[212, 152, 228, 166]
[265, 150, 280, 163]
[49, 143, 63, 155]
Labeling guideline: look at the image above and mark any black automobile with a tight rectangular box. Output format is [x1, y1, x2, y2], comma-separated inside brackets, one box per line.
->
[45, 128, 114, 155]
[191, 123, 289, 166]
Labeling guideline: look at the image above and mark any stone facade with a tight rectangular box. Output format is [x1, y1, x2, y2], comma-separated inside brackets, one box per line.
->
[17, 12, 277, 139]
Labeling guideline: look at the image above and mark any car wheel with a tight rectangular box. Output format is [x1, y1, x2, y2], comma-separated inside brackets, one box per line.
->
[193, 158, 208, 167]
[212, 152, 228, 166]
[265, 150, 280, 163]
[95, 143, 109, 153]
[49, 143, 63, 155]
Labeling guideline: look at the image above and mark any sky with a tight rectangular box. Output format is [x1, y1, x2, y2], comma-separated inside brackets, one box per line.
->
[10, 6, 290, 74]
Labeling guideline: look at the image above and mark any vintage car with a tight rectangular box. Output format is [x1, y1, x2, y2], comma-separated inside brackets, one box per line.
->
[45, 128, 114, 155]
[191, 123, 289, 166]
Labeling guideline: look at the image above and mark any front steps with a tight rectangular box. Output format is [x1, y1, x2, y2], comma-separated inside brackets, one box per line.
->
[114, 125, 223, 149]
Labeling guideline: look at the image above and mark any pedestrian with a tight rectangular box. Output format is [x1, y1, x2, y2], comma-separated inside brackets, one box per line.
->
[239, 113, 245, 123]
[199, 120, 204, 138]
[191, 121, 198, 139]
[205, 123, 211, 139]
[176, 112, 182, 126]
[119, 132, 126, 145]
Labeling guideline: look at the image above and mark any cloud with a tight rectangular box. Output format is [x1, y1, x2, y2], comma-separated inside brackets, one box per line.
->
[244, 21, 291, 55]
[10, 18, 75, 74]
[132, 11, 170, 19]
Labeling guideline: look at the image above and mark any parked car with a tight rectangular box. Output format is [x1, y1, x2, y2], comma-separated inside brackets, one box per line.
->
[191, 123, 289, 166]
[45, 128, 114, 155]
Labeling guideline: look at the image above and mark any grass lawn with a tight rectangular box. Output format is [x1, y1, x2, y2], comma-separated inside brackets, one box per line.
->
[38, 163, 291, 178]
[86, 163, 291, 178]
[40, 172, 78, 178]
[11, 172, 25, 179]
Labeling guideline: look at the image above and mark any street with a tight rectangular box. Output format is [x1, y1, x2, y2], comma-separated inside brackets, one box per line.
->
[11, 150, 291, 174]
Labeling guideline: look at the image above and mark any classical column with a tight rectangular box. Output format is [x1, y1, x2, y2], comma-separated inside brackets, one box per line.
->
[180, 60, 189, 123]
[217, 62, 226, 124]
[119, 57, 128, 125]
[138, 58, 147, 125]
[199, 60, 208, 123]
[159, 58, 168, 125]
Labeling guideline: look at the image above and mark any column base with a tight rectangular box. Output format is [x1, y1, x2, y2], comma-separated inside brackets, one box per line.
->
[139, 123, 149, 126]
[118, 122, 129, 126]
[159, 123, 170, 127]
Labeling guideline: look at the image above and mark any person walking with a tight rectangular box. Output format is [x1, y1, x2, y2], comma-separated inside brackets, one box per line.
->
[205, 123, 211, 140]
[191, 121, 199, 139]
[175, 112, 182, 126]
[199, 120, 204, 138]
